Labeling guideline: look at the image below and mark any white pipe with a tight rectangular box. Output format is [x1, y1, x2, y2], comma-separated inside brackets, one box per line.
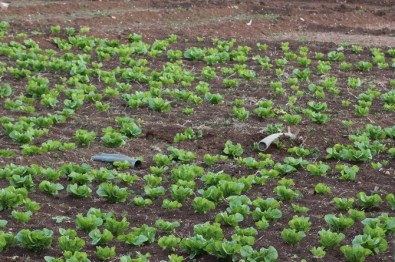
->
[258, 131, 296, 151]
[0, 2, 9, 10]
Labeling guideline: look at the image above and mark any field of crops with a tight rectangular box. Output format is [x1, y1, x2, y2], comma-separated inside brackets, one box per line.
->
[0, 9, 394, 262]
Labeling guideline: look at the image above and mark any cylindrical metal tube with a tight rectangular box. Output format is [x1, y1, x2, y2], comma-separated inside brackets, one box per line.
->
[91, 153, 142, 168]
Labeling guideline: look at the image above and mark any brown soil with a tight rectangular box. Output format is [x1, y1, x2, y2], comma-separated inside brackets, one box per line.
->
[0, 0, 394, 46]
[0, 0, 394, 262]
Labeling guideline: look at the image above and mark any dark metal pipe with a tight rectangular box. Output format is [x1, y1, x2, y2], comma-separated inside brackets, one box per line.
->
[91, 153, 142, 168]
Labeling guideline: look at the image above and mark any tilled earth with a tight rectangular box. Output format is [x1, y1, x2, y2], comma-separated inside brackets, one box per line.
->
[0, 0, 394, 261]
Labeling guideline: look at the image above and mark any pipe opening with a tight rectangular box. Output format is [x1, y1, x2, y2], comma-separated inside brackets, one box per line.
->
[258, 142, 268, 151]
[134, 160, 142, 168]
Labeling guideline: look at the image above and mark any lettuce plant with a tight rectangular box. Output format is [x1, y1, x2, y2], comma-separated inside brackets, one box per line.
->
[179, 235, 208, 259]
[324, 214, 354, 231]
[333, 197, 355, 210]
[274, 185, 300, 201]
[204, 240, 241, 260]
[318, 229, 345, 249]
[113, 161, 131, 171]
[223, 78, 240, 88]
[89, 229, 113, 246]
[75, 129, 96, 146]
[144, 186, 165, 199]
[386, 193, 395, 211]
[167, 147, 196, 163]
[336, 164, 359, 181]
[104, 217, 129, 236]
[281, 228, 305, 245]
[170, 184, 193, 202]
[158, 234, 181, 251]
[352, 234, 388, 254]
[184, 47, 205, 61]
[223, 140, 243, 158]
[68, 172, 93, 185]
[143, 174, 162, 187]
[58, 228, 85, 253]
[0, 231, 14, 252]
[11, 210, 32, 223]
[162, 199, 182, 209]
[117, 224, 156, 247]
[197, 186, 223, 203]
[306, 162, 330, 176]
[192, 197, 216, 214]
[254, 100, 275, 118]
[218, 180, 244, 197]
[132, 196, 152, 207]
[204, 92, 223, 104]
[215, 211, 244, 227]
[95, 246, 116, 261]
[8, 174, 35, 191]
[15, 228, 53, 251]
[240, 245, 278, 261]
[348, 209, 366, 221]
[356, 192, 382, 210]
[154, 219, 180, 234]
[66, 183, 92, 198]
[0, 186, 27, 211]
[288, 215, 311, 232]
[39, 181, 64, 196]
[75, 213, 103, 232]
[96, 183, 129, 203]
[311, 246, 326, 259]
[288, 146, 311, 157]
[340, 244, 372, 262]
[0, 83, 12, 98]
[101, 127, 127, 148]
[314, 183, 332, 195]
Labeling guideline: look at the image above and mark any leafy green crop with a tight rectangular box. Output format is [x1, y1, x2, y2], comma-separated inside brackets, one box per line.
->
[15, 228, 53, 251]
[386, 193, 395, 211]
[318, 229, 345, 249]
[223, 140, 244, 158]
[281, 228, 305, 245]
[193, 197, 216, 214]
[104, 217, 129, 236]
[340, 244, 372, 262]
[306, 162, 330, 176]
[75, 213, 103, 232]
[66, 183, 92, 198]
[0, 231, 14, 252]
[158, 234, 181, 251]
[356, 192, 383, 210]
[95, 246, 116, 261]
[58, 228, 85, 252]
[96, 183, 129, 203]
[333, 197, 355, 210]
[101, 128, 127, 147]
[0, 186, 27, 211]
[118, 224, 156, 246]
[39, 180, 64, 196]
[89, 229, 114, 245]
[11, 210, 32, 223]
[288, 215, 311, 232]
[311, 246, 326, 259]
[352, 234, 388, 254]
[324, 214, 354, 231]
[75, 129, 96, 146]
